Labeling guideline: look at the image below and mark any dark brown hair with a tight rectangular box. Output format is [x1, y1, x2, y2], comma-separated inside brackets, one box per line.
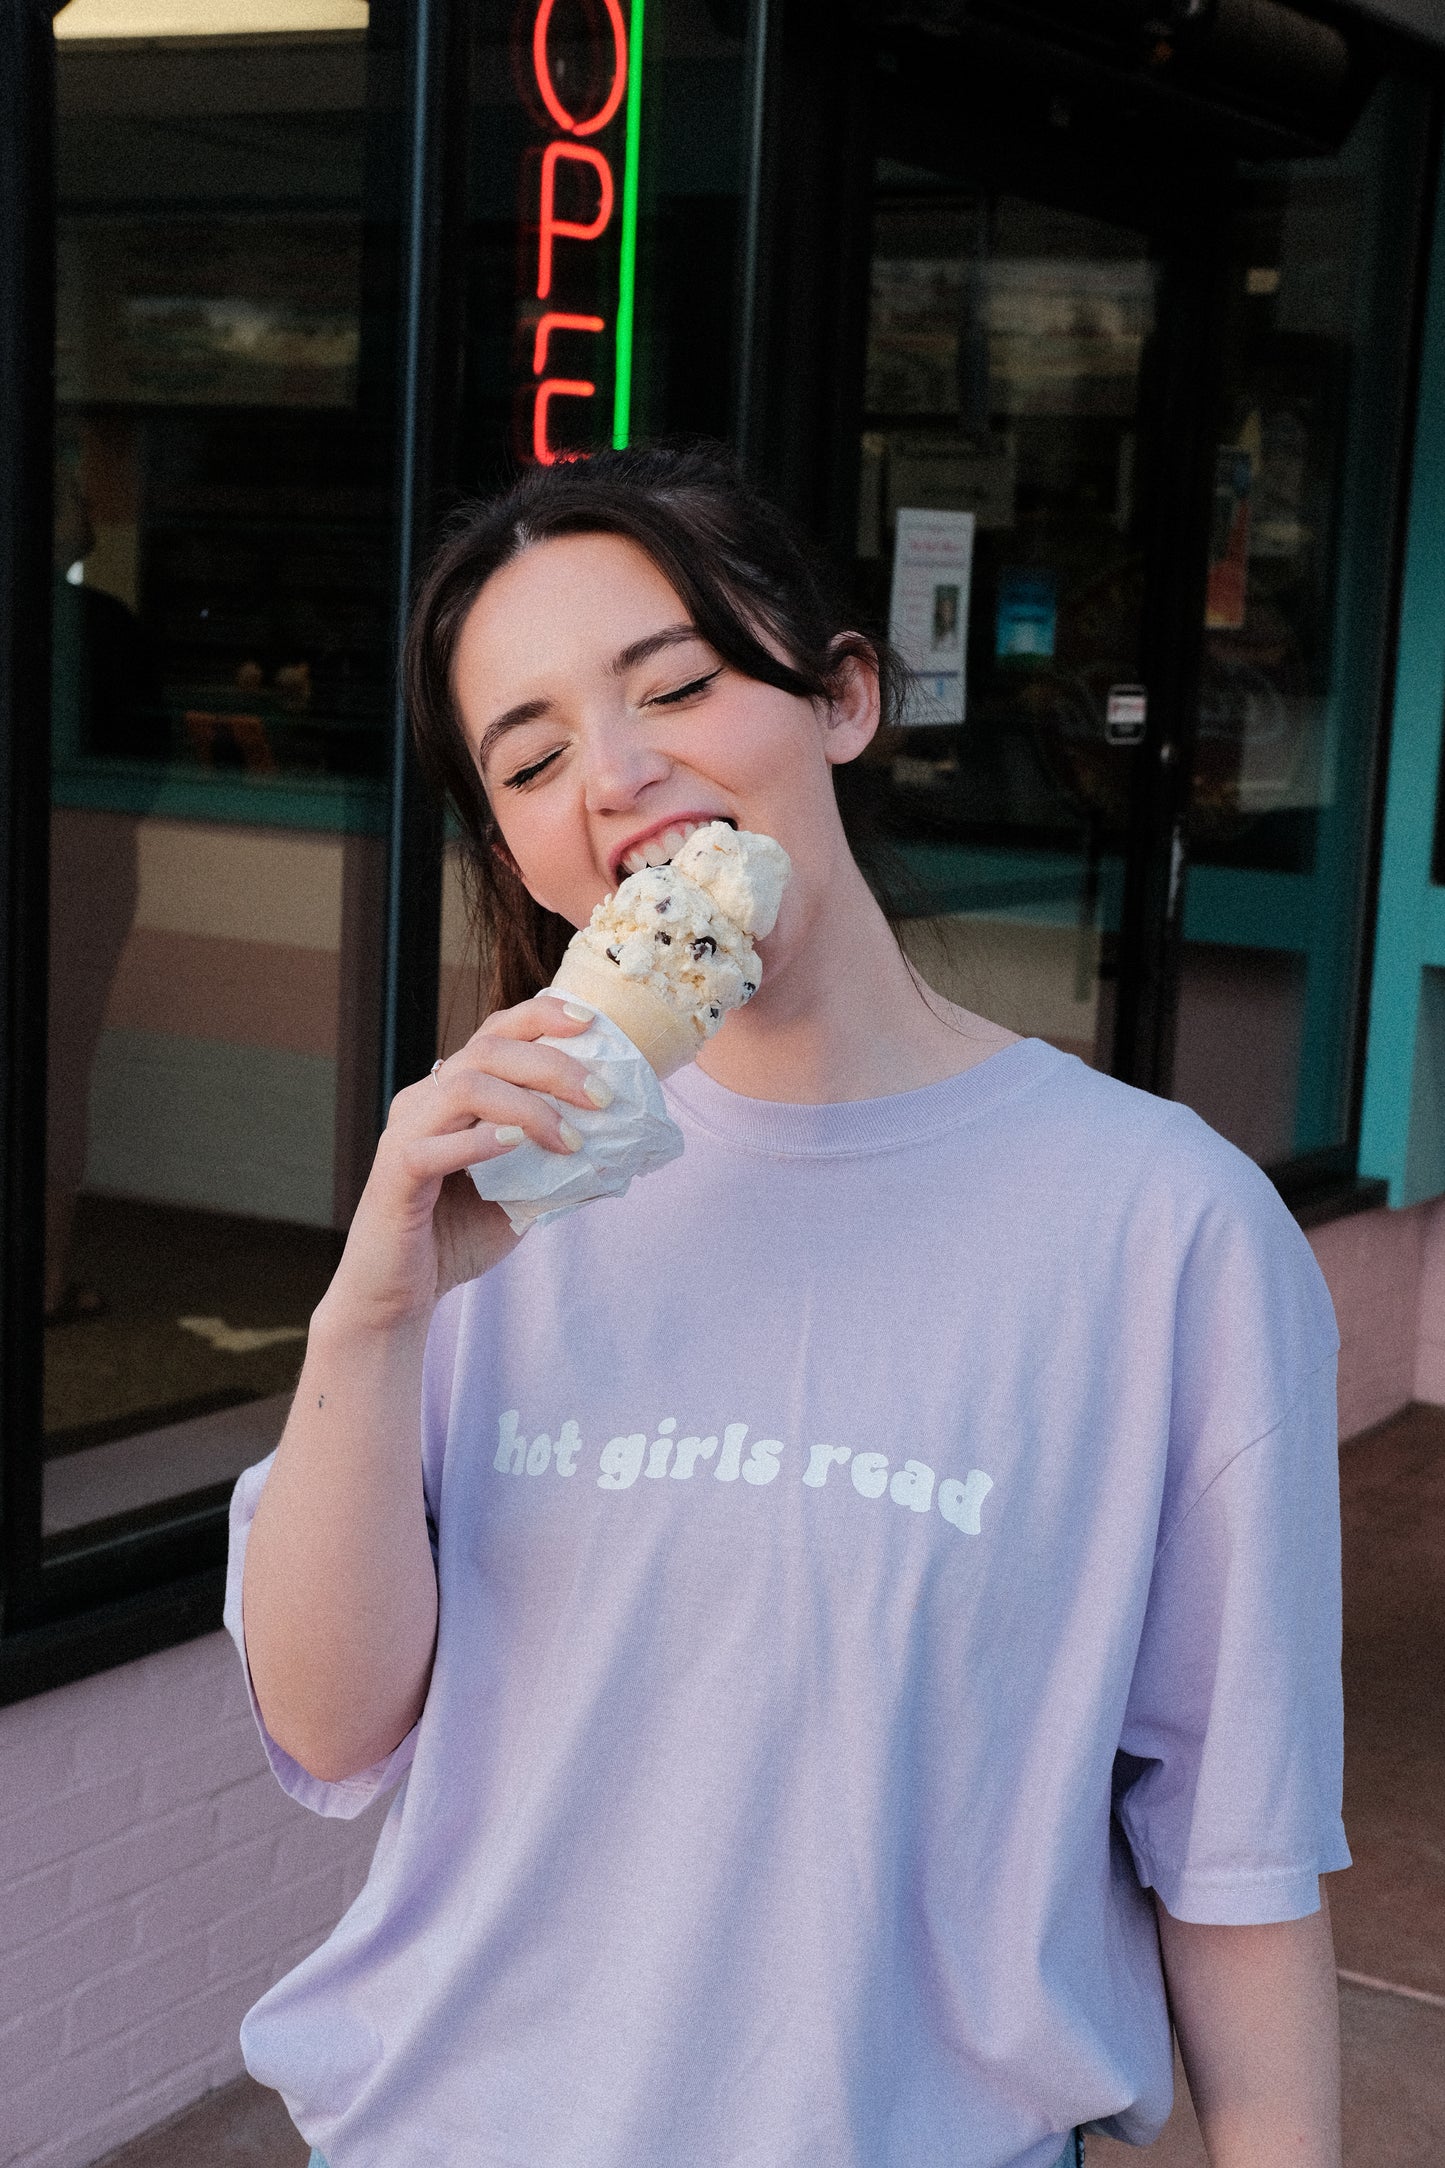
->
[404, 441, 903, 1018]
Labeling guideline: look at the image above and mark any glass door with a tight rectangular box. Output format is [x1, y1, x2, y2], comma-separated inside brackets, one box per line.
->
[1169, 73, 1433, 1178]
[836, 47, 1433, 1178]
[851, 173, 1163, 1067]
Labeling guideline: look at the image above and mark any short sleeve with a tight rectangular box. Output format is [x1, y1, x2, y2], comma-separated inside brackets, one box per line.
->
[224, 1452, 420, 1819]
[1114, 1351, 1352, 1922]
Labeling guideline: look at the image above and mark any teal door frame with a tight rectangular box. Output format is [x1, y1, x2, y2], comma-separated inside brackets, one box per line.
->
[1360, 143, 1445, 1207]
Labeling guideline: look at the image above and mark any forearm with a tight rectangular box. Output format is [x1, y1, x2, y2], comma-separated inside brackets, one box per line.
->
[242, 1294, 438, 1783]
[237, 997, 601, 1783]
[1156, 1884, 1341, 2168]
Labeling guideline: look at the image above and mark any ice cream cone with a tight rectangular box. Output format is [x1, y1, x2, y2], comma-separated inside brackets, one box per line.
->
[550, 944, 702, 1080]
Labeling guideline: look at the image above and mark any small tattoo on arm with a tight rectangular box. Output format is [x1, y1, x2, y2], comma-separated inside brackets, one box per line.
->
[318, 1394, 325, 1409]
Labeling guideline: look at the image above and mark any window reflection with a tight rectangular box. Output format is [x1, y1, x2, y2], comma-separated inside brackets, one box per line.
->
[44, 12, 389, 1538]
[1173, 76, 1431, 1169]
[853, 181, 1157, 1067]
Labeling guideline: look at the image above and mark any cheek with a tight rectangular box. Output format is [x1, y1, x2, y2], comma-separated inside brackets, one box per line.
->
[489, 802, 597, 927]
[703, 690, 830, 804]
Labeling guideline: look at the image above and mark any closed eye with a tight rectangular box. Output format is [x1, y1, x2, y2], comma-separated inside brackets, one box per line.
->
[502, 745, 564, 790]
[647, 667, 722, 707]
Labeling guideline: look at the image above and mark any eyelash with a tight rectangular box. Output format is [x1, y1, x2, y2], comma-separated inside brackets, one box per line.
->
[503, 747, 562, 790]
[648, 666, 722, 707]
[499, 667, 722, 789]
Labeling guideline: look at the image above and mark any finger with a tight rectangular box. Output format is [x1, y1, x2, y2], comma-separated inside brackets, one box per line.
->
[435, 1036, 610, 1113]
[391, 1050, 595, 1130]
[398, 1110, 578, 1187]
[384, 1063, 587, 1158]
[427, 1071, 587, 1155]
[477, 993, 595, 1044]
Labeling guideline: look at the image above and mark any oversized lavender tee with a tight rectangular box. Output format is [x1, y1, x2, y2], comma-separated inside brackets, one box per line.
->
[225, 1039, 1349, 2168]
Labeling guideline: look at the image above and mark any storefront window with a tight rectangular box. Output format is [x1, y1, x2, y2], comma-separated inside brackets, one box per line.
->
[848, 61, 1430, 1177]
[852, 176, 1157, 1065]
[1172, 75, 1432, 1172]
[44, 3, 395, 1539]
[19, 0, 1435, 1679]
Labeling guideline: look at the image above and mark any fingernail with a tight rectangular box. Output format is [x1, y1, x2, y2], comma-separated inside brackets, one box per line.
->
[582, 1073, 613, 1108]
[493, 1125, 524, 1146]
[561, 1002, 591, 1021]
[557, 1120, 584, 1152]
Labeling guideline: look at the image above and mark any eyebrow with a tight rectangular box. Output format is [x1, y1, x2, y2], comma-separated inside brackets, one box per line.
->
[474, 623, 708, 773]
[476, 697, 551, 774]
[610, 622, 704, 674]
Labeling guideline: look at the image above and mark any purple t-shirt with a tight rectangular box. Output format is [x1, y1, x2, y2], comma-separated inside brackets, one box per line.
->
[225, 1039, 1349, 2168]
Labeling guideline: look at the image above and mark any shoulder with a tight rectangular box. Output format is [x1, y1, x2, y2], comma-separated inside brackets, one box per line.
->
[1017, 1048, 1303, 1230]
[1007, 1057, 1338, 1507]
[1012, 1046, 1337, 1360]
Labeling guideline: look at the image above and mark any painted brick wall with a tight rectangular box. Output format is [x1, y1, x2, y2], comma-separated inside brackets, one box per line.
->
[0, 1630, 388, 2168]
[1414, 1196, 1445, 1402]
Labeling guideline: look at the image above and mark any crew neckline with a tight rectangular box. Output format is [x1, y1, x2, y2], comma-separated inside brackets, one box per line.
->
[661, 1035, 1066, 1158]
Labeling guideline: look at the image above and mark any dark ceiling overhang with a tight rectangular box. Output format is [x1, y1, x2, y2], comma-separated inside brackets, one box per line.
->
[1341, 0, 1445, 50]
[882, 0, 1445, 156]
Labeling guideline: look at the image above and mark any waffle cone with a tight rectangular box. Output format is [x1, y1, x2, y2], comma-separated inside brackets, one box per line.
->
[550, 945, 702, 1079]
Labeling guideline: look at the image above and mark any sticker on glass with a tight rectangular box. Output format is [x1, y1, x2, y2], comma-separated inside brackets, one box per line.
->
[1105, 684, 1147, 745]
[995, 569, 1056, 660]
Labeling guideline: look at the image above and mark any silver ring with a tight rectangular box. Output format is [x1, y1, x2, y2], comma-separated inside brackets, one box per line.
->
[430, 1058, 445, 1080]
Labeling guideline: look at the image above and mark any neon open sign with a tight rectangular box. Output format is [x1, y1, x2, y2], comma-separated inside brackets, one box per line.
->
[521, 0, 645, 464]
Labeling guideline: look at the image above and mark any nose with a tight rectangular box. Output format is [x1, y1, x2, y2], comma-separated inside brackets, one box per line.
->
[579, 714, 670, 815]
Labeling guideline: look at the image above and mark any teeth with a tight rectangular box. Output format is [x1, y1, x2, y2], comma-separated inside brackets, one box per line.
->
[620, 819, 707, 878]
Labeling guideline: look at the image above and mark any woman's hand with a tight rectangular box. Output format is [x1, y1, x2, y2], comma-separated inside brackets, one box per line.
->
[325, 994, 606, 1330]
[248, 991, 611, 1780]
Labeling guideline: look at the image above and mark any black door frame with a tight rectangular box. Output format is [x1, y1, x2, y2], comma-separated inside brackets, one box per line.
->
[1, 0, 67, 1657]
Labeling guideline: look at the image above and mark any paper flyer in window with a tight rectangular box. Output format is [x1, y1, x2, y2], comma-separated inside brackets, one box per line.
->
[888, 507, 975, 726]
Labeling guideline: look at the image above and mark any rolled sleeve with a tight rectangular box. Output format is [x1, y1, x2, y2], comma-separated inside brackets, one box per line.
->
[1115, 1354, 1351, 1924]
[224, 1453, 419, 1821]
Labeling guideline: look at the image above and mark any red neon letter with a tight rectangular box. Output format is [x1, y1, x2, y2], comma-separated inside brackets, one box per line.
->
[534, 378, 596, 464]
[537, 143, 614, 298]
[532, 0, 627, 138]
[533, 311, 605, 374]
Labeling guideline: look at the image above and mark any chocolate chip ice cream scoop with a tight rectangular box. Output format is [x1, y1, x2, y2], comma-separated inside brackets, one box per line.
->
[550, 824, 791, 1078]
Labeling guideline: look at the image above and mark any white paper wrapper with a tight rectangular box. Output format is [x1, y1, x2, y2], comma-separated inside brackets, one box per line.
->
[465, 1007, 684, 1235]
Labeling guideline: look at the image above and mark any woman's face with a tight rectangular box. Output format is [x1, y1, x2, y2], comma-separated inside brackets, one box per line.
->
[451, 532, 878, 957]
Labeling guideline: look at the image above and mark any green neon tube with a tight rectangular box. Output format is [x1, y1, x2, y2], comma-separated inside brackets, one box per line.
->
[612, 0, 645, 448]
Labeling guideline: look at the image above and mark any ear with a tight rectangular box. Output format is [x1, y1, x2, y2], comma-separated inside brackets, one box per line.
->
[490, 831, 573, 923]
[490, 832, 530, 891]
[820, 638, 882, 767]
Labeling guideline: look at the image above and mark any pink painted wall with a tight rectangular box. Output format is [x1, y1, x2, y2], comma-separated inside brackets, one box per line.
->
[3, 1196, 1444, 2168]
[0, 1631, 386, 2168]
[1306, 1198, 1444, 1442]
[1414, 1198, 1445, 1405]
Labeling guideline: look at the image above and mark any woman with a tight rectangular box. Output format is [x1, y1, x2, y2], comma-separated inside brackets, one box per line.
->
[229, 445, 1348, 2168]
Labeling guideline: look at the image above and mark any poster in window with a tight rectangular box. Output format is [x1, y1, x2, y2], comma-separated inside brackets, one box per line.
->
[888, 508, 975, 726]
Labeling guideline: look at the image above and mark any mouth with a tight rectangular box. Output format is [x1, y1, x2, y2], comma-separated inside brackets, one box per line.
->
[612, 815, 735, 885]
